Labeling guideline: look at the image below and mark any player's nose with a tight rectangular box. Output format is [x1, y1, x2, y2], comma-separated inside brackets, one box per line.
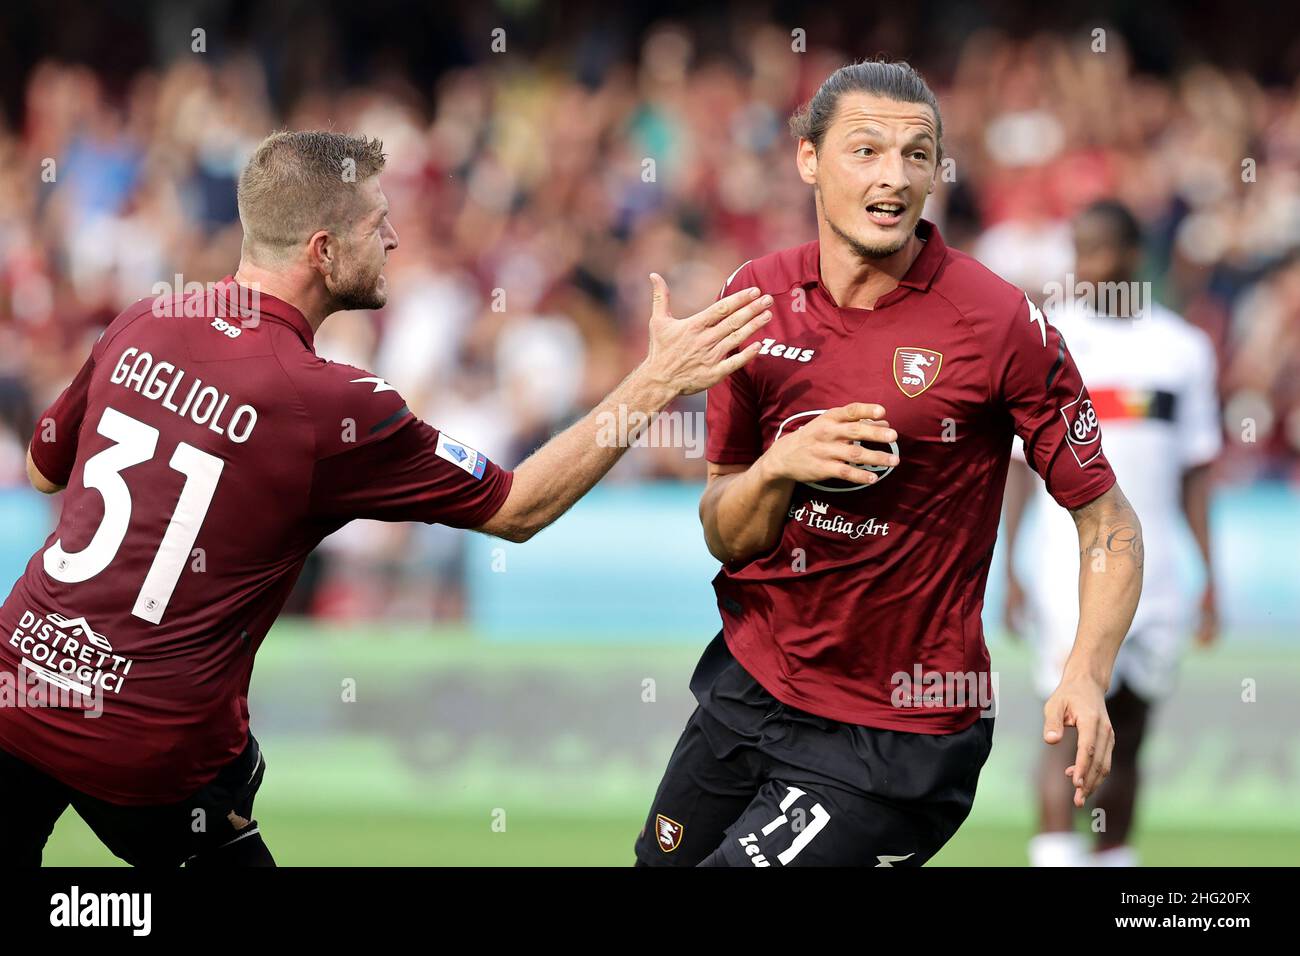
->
[874, 148, 907, 192]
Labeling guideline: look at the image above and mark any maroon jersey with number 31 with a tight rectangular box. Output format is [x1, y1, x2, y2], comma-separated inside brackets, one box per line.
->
[0, 279, 512, 804]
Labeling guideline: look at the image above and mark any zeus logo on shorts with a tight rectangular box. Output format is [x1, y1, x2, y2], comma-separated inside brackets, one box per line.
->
[1060, 386, 1102, 466]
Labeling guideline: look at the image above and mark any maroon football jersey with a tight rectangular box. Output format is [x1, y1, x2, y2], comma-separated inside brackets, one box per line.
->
[0, 278, 512, 804]
[706, 220, 1116, 733]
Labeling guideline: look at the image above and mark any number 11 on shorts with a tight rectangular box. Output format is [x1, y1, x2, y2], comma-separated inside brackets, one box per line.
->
[737, 787, 830, 866]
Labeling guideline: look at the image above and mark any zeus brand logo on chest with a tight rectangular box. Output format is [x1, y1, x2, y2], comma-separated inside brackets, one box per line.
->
[758, 338, 815, 362]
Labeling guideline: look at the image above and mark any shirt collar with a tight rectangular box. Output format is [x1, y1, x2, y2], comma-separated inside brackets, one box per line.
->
[797, 217, 947, 294]
[215, 275, 316, 348]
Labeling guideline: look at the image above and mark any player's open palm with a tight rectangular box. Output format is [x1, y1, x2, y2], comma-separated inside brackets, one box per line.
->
[642, 273, 774, 396]
[1043, 678, 1115, 808]
[765, 403, 900, 485]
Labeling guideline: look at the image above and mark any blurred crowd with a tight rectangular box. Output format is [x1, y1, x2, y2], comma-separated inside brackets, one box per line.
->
[1, 14, 1298, 618]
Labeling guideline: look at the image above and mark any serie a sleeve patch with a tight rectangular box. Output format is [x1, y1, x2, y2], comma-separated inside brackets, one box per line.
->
[435, 431, 488, 479]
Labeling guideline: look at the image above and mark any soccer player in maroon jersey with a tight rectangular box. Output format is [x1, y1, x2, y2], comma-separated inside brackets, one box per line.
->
[635, 61, 1145, 867]
[0, 131, 774, 867]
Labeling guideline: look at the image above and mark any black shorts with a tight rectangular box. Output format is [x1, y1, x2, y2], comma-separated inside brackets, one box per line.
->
[0, 733, 270, 867]
[635, 633, 994, 867]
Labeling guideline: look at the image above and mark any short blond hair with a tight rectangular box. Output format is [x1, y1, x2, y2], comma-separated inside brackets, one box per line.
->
[237, 130, 387, 260]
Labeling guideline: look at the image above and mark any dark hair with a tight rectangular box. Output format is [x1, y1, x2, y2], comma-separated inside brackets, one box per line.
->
[789, 59, 943, 158]
[1077, 199, 1143, 249]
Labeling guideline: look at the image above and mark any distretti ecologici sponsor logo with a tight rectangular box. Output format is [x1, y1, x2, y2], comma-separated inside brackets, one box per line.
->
[2, 609, 133, 716]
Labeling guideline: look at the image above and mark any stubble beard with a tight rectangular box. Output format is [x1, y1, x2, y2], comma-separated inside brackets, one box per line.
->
[817, 185, 913, 261]
[329, 262, 387, 311]
[825, 211, 912, 261]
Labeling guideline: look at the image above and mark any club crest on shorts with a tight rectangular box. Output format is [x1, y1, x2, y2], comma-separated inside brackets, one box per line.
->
[893, 347, 943, 398]
[655, 814, 684, 852]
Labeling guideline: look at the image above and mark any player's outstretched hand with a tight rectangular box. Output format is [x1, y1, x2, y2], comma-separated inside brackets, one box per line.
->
[1043, 677, 1114, 808]
[641, 273, 773, 396]
[762, 403, 900, 485]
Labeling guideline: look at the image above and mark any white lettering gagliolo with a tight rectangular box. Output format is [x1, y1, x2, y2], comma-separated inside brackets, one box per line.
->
[110, 347, 257, 444]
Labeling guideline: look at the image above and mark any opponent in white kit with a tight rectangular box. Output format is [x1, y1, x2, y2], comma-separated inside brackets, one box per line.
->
[1003, 200, 1222, 867]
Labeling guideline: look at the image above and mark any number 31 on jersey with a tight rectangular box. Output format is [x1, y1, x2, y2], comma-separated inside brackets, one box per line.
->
[43, 406, 224, 625]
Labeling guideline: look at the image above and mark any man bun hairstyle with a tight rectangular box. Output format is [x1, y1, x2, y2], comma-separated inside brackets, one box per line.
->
[789, 59, 943, 159]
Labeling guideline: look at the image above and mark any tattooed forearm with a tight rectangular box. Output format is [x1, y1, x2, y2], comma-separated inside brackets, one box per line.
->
[1061, 482, 1145, 689]
[1073, 485, 1145, 570]
[1104, 523, 1144, 567]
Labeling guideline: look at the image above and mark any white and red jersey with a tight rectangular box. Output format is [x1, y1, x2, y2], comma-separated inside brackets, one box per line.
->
[1016, 300, 1220, 646]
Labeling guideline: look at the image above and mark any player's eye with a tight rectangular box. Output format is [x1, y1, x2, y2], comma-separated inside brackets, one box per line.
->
[911, 150, 928, 160]
[855, 147, 875, 156]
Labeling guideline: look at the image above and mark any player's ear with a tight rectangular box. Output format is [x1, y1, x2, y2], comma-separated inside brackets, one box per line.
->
[796, 138, 818, 186]
[307, 230, 336, 277]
